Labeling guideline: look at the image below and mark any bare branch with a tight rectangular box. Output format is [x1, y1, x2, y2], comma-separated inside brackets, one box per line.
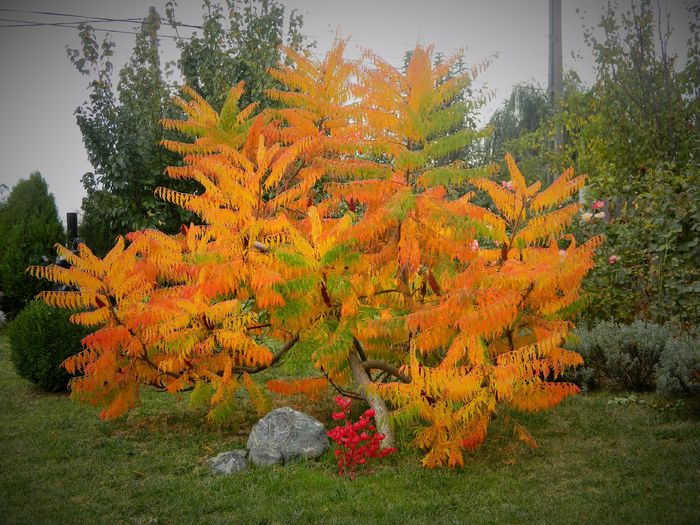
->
[253, 241, 269, 253]
[320, 366, 364, 400]
[352, 337, 367, 362]
[358, 288, 402, 299]
[362, 359, 411, 383]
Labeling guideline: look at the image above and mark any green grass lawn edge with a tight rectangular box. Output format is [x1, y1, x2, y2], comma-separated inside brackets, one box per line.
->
[1, 333, 698, 525]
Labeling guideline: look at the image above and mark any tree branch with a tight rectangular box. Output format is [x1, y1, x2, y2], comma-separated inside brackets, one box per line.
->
[253, 241, 269, 253]
[352, 337, 367, 362]
[236, 334, 299, 374]
[358, 288, 402, 299]
[362, 359, 411, 383]
[107, 306, 179, 379]
[320, 366, 364, 400]
[246, 323, 271, 331]
[348, 348, 395, 448]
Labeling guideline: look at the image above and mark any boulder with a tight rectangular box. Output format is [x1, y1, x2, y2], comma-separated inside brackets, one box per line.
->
[206, 450, 248, 475]
[247, 407, 328, 464]
[248, 446, 284, 467]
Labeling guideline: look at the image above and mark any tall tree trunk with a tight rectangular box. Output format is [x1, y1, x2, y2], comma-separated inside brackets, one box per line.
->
[347, 349, 395, 448]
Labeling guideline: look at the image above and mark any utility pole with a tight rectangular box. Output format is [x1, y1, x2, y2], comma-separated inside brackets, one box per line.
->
[66, 213, 78, 249]
[548, 0, 563, 184]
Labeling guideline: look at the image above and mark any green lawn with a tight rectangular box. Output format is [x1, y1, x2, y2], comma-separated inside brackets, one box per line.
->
[1, 333, 698, 525]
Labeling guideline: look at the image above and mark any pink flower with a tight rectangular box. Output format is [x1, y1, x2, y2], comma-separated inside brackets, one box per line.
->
[592, 200, 605, 210]
[501, 180, 514, 191]
[469, 239, 479, 251]
[328, 400, 396, 478]
[335, 396, 351, 410]
[608, 255, 620, 265]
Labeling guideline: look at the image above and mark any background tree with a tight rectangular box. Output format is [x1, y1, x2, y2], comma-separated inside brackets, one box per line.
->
[166, 0, 309, 111]
[482, 82, 549, 163]
[482, 0, 699, 328]
[0, 172, 64, 316]
[70, 13, 190, 255]
[557, 0, 700, 326]
[480, 73, 586, 184]
[71, 1, 312, 255]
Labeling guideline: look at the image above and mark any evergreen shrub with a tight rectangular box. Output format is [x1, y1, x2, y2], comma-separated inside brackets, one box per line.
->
[8, 301, 88, 392]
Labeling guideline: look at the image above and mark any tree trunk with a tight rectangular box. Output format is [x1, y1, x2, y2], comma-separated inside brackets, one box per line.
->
[347, 349, 395, 448]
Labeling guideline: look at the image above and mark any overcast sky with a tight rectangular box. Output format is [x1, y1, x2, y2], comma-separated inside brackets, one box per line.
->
[0, 0, 692, 222]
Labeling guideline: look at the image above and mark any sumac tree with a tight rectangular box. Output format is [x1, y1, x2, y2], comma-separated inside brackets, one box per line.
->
[33, 41, 599, 467]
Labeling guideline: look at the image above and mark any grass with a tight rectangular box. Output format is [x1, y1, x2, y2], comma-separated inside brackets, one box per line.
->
[1, 333, 699, 525]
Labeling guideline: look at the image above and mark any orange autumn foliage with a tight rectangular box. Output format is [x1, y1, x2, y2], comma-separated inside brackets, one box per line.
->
[31, 40, 599, 467]
[266, 377, 329, 400]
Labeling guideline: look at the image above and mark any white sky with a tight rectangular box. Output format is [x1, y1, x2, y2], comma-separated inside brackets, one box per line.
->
[0, 0, 692, 222]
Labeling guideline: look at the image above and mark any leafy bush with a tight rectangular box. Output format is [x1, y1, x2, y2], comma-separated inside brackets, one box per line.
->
[561, 361, 597, 393]
[567, 320, 671, 391]
[656, 334, 700, 398]
[7, 301, 89, 392]
[566, 2, 700, 328]
[574, 164, 700, 328]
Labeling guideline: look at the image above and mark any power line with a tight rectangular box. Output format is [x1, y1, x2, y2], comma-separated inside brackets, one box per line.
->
[0, 17, 194, 41]
[0, 8, 475, 67]
[0, 7, 202, 29]
[0, 16, 141, 28]
[0, 7, 141, 23]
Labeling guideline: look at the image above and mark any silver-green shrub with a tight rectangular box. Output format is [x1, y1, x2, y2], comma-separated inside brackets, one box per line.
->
[656, 334, 700, 398]
[563, 322, 610, 391]
[605, 321, 671, 391]
[568, 320, 672, 391]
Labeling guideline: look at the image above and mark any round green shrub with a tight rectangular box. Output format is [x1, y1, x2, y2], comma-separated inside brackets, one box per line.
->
[7, 301, 89, 392]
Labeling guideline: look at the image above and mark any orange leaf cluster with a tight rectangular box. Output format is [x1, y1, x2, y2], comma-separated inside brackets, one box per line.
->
[266, 377, 328, 400]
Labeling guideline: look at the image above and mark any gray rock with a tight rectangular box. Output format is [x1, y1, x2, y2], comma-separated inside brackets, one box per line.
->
[206, 450, 248, 475]
[247, 407, 328, 463]
[248, 446, 284, 466]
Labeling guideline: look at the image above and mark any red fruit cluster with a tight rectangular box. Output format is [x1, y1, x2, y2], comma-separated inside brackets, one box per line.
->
[327, 396, 396, 478]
